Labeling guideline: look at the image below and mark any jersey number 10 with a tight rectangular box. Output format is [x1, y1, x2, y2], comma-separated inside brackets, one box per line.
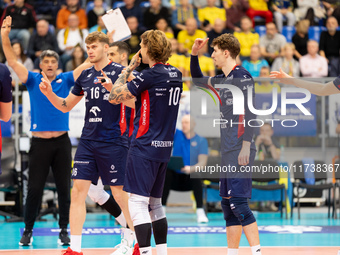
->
[168, 87, 181, 106]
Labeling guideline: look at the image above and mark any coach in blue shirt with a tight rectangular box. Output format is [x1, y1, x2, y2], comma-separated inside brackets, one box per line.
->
[162, 114, 209, 223]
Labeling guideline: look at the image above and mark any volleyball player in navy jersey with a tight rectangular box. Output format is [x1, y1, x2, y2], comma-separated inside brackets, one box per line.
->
[102, 30, 183, 255]
[0, 63, 12, 175]
[39, 31, 136, 255]
[190, 34, 262, 255]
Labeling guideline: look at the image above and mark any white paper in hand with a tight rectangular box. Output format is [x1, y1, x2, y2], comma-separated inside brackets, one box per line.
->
[102, 8, 131, 42]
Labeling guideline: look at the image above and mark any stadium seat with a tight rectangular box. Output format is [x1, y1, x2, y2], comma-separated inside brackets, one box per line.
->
[113, 1, 126, 9]
[254, 25, 266, 37]
[308, 26, 327, 42]
[281, 26, 296, 43]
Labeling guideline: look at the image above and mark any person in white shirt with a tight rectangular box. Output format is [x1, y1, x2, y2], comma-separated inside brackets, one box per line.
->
[299, 40, 328, 78]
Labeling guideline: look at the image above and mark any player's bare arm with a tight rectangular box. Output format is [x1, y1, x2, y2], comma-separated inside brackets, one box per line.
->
[270, 68, 340, 96]
[1, 16, 29, 83]
[106, 51, 141, 104]
[39, 71, 83, 112]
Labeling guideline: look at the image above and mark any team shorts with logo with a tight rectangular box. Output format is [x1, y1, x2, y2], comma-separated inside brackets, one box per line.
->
[219, 149, 256, 198]
[72, 139, 128, 186]
[123, 151, 168, 198]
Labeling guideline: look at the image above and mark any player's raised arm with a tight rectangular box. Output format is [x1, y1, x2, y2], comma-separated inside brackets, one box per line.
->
[1, 16, 29, 84]
[39, 71, 83, 113]
[190, 38, 211, 87]
[73, 58, 93, 81]
[270, 68, 340, 96]
[106, 51, 140, 105]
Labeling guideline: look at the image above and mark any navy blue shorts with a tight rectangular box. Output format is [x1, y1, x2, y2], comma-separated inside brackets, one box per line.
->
[219, 149, 256, 198]
[72, 139, 128, 186]
[123, 152, 168, 198]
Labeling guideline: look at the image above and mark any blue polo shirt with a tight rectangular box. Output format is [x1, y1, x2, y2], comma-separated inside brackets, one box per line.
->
[172, 129, 208, 173]
[23, 71, 74, 132]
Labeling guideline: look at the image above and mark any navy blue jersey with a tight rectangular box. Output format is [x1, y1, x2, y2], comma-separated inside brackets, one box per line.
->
[0, 63, 12, 175]
[333, 75, 340, 90]
[72, 62, 128, 146]
[211, 65, 256, 153]
[127, 63, 183, 162]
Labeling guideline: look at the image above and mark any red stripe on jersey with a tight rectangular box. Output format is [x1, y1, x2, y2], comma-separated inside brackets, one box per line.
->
[237, 114, 245, 138]
[120, 104, 127, 136]
[136, 91, 150, 138]
[129, 108, 135, 137]
[232, 64, 238, 70]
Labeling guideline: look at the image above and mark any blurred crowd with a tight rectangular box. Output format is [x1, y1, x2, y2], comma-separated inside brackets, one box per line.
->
[0, 0, 340, 91]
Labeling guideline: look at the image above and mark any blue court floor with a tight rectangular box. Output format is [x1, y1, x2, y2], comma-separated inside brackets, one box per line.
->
[0, 209, 339, 251]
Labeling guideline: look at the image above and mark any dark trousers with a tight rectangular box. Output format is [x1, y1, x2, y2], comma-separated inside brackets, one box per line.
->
[24, 133, 72, 230]
[162, 169, 203, 208]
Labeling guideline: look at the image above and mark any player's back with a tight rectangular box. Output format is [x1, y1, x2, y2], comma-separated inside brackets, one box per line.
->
[128, 63, 183, 162]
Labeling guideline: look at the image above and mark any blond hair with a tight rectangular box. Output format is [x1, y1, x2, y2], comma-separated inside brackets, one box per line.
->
[141, 30, 172, 63]
[85, 31, 109, 45]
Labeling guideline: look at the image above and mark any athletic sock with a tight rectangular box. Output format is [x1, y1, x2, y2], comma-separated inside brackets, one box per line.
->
[70, 235, 82, 253]
[227, 248, 238, 255]
[156, 243, 167, 255]
[100, 197, 127, 227]
[135, 223, 152, 249]
[152, 218, 168, 244]
[251, 245, 262, 255]
[139, 246, 152, 255]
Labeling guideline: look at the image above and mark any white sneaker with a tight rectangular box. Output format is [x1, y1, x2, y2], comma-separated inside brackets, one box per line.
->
[197, 208, 209, 223]
[110, 239, 133, 255]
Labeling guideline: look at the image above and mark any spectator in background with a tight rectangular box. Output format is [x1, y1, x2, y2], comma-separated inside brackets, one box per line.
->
[272, 0, 296, 33]
[171, 0, 199, 36]
[57, 14, 89, 70]
[177, 17, 207, 54]
[271, 43, 300, 77]
[6, 41, 34, 86]
[0, 0, 37, 50]
[0, 64, 12, 144]
[89, 15, 107, 33]
[234, 16, 259, 61]
[87, 0, 106, 29]
[255, 66, 281, 93]
[242, 44, 269, 77]
[143, 0, 170, 30]
[260, 22, 286, 65]
[155, 17, 174, 39]
[292, 19, 309, 59]
[224, 0, 249, 32]
[207, 18, 229, 56]
[299, 40, 328, 77]
[162, 115, 209, 223]
[197, 0, 226, 32]
[323, 0, 340, 24]
[255, 122, 280, 160]
[246, 0, 273, 27]
[33, 0, 64, 24]
[319, 16, 340, 77]
[56, 0, 88, 29]
[120, 0, 143, 27]
[294, 0, 325, 26]
[65, 44, 86, 72]
[28, 19, 60, 67]
[125, 16, 144, 60]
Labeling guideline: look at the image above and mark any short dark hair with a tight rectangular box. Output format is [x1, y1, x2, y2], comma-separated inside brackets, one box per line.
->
[40, 50, 59, 62]
[211, 33, 240, 59]
[109, 41, 131, 56]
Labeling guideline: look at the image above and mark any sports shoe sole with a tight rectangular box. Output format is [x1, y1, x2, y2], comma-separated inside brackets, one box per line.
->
[19, 237, 33, 246]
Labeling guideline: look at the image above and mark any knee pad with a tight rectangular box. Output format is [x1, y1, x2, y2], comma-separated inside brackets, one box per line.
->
[221, 198, 241, 227]
[229, 197, 256, 227]
[149, 197, 166, 222]
[87, 182, 110, 205]
[129, 194, 151, 226]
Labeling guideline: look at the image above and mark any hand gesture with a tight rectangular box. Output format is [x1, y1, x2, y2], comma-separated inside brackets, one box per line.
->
[97, 70, 113, 91]
[1, 16, 12, 38]
[128, 50, 141, 71]
[269, 68, 292, 83]
[120, 67, 136, 82]
[192, 38, 209, 56]
[39, 71, 53, 96]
